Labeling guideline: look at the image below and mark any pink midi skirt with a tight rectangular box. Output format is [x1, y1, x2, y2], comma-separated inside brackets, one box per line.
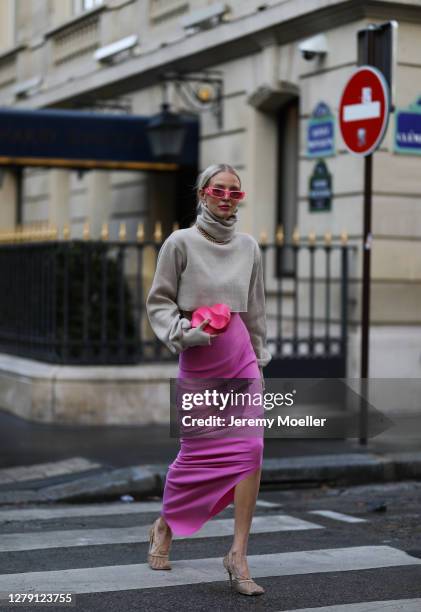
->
[161, 312, 264, 536]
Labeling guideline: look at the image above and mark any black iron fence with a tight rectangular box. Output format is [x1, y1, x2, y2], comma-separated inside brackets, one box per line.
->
[0, 236, 356, 374]
[262, 236, 356, 378]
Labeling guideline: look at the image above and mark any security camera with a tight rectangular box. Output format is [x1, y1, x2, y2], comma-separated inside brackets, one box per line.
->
[298, 34, 328, 61]
[302, 50, 318, 61]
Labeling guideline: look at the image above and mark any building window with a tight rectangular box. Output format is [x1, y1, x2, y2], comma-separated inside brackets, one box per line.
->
[73, 0, 104, 14]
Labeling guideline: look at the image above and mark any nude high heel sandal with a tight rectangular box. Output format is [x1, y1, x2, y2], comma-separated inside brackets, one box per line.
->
[147, 518, 172, 570]
[222, 552, 265, 596]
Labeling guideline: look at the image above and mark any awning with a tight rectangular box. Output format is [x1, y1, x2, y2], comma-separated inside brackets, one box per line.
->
[0, 107, 198, 171]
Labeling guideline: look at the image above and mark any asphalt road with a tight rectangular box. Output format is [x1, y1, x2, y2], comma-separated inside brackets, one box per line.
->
[0, 480, 420, 611]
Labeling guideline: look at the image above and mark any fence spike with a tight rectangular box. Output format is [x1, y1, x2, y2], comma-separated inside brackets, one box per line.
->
[308, 230, 316, 246]
[340, 230, 348, 245]
[136, 222, 145, 242]
[275, 224, 284, 245]
[324, 231, 332, 246]
[259, 230, 268, 245]
[154, 221, 162, 243]
[101, 222, 109, 240]
[119, 222, 127, 241]
[63, 224, 70, 240]
[83, 221, 90, 240]
[292, 226, 300, 245]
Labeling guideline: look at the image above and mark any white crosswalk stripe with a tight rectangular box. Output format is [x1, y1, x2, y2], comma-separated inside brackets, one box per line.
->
[255, 499, 283, 508]
[0, 503, 420, 609]
[308, 510, 367, 523]
[0, 497, 280, 523]
[0, 501, 163, 523]
[0, 514, 323, 552]
[280, 600, 421, 612]
[0, 546, 419, 595]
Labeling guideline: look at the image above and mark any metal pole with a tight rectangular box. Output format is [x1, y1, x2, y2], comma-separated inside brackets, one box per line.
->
[359, 154, 372, 444]
[359, 27, 375, 445]
[361, 153, 373, 381]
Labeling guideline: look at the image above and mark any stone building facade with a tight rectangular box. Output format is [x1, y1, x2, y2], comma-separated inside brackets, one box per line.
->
[0, 0, 421, 380]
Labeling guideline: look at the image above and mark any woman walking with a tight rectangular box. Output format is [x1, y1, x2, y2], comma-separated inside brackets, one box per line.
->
[145, 163, 271, 596]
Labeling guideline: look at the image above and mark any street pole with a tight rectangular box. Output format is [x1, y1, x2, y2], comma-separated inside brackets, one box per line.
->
[354, 22, 395, 444]
[359, 153, 372, 444]
[361, 153, 373, 380]
[359, 27, 375, 445]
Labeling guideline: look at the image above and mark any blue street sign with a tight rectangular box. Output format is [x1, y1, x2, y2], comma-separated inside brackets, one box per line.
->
[307, 102, 335, 158]
[309, 160, 332, 212]
[394, 98, 421, 155]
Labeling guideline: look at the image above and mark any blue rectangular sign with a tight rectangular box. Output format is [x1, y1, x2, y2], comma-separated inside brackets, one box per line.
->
[307, 119, 335, 158]
[394, 108, 421, 155]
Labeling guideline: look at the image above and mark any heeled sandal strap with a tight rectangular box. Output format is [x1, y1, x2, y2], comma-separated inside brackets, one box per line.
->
[149, 537, 171, 556]
[149, 526, 171, 557]
[149, 548, 171, 557]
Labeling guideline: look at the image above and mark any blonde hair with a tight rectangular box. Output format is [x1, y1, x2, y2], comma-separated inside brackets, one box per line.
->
[195, 163, 241, 215]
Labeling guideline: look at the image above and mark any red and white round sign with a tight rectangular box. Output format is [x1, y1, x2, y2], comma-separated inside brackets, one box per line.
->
[339, 66, 390, 156]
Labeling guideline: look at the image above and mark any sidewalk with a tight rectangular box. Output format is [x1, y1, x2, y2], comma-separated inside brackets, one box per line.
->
[0, 408, 420, 506]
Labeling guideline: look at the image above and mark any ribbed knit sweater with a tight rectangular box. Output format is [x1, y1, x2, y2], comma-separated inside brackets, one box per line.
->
[146, 204, 272, 367]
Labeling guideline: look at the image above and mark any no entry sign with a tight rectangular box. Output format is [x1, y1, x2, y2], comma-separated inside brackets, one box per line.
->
[339, 66, 390, 156]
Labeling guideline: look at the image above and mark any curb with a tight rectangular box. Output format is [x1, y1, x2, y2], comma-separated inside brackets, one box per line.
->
[1, 452, 421, 505]
[0, 466, 159, 505]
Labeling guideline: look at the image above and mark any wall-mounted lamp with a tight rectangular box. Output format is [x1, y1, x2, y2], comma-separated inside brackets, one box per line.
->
[146, 102, 187, 160]
[146, 71, 224, 160]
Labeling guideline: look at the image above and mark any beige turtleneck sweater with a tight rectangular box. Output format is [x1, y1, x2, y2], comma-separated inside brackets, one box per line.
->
[146, 205, 272, 368]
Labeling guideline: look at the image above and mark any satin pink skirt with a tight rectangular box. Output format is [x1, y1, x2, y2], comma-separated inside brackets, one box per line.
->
[161, 312, 264, 536]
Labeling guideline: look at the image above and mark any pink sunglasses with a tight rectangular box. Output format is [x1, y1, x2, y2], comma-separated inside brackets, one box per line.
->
[204, 186, 246, 201]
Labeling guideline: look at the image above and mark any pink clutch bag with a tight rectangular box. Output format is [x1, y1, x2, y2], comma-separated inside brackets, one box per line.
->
[191, 303, 231, 335]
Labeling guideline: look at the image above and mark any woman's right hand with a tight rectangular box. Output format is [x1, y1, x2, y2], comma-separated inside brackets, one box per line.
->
[181, 318, 217, 348]
[199, 318, 219, 340]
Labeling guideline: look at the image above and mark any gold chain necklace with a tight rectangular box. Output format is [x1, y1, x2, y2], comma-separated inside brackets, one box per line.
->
[195, 223, 231, 244]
